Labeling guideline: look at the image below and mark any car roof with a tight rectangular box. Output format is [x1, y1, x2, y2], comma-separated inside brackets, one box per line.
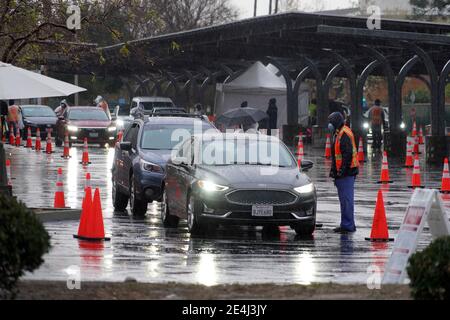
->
[142, 116, 212, 125]
[133, 97, 173, 103]
[20, 105, 52, 108]
[69, 106, 104, 111]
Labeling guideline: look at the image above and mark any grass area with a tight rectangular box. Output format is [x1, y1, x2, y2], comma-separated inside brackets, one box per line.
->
[15, 281, 411, 300]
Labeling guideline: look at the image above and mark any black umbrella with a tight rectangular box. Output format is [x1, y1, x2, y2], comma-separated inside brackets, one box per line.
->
[216, 107, 268, 127]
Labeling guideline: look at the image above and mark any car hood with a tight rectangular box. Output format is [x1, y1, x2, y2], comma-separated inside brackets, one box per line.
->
[68, 120, 112, 128]
[140, 149, 173, 166]
[196, 165, 312, 189]
[24, 117, 57, 125]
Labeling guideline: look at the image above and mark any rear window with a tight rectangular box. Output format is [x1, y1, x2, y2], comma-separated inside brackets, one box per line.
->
[140, 102, 174, 111]
[141, 121, 214, 150]
[68, 108, 109, 121]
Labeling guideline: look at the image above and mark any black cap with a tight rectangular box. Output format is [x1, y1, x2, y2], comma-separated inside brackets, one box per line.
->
[328, 112, 345, 129]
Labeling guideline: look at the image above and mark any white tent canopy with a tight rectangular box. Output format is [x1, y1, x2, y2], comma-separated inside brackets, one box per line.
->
[0, 62, 86, 100]
[214, 61, 309, 129]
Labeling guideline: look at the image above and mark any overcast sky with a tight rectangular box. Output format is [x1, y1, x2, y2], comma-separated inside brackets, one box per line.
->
[231, 0, 356, 18]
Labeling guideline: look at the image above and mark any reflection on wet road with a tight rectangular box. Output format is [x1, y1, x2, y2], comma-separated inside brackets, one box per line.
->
[4, 142, 445, 285]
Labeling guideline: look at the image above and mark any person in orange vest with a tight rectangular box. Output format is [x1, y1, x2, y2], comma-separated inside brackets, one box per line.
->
[368, 99, 385, 149]
[328, 112, 359, 233]
[7, 100, 20, 138]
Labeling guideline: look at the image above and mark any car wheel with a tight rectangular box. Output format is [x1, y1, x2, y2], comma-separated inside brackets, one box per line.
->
[186, 194, 207, 236]
[129, 174, 148, 216]
[112, 177, 128, 212]
[292, 220, 316, 237]
[161, 189, 179, 228]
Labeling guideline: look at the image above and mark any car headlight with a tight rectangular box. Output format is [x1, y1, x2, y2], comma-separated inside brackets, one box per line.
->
[140, 160, 164, 173]
[363, 122, 369, 129]
[67, 125, 78, 132]
[400, 122, 406, 130]
[198, 180, 229, 192]
[108, 126, 117, 132]
[294, 183, 315, 194]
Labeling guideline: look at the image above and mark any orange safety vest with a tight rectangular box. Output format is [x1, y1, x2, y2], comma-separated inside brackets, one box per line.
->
[335, 125, 359, 171]
[371, 106, 383, 126]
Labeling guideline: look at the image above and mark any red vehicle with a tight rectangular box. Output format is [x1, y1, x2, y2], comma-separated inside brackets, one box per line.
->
[55, 106, 117, 147]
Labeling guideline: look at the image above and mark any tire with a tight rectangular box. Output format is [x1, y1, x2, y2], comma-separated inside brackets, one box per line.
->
[129, 173, 148, 216]
[161, 189, 179, 228]
[292, 220, 316, 237]
[112, 176, 128, 211]
[186, 194, 207, 236]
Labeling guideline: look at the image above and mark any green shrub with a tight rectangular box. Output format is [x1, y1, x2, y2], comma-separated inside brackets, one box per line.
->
[0, 195, 51, 299]
[407, 236, 450, 300]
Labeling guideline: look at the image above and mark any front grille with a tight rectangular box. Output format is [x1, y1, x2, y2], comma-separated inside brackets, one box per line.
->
[226, 190, 297, 206]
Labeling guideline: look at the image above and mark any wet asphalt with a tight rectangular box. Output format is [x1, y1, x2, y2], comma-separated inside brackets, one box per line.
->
[4, 141, 448, 285]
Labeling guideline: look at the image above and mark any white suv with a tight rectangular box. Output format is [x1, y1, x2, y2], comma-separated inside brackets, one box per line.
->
[130, 97, 175, 118]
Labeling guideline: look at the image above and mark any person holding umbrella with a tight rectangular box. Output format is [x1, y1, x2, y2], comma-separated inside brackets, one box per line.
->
[216, 106, 268, 132]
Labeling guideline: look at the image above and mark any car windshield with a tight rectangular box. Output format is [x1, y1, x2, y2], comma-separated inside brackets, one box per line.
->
[21, 106, 55, 118]
[198, 137, 296, 167]
[117, 106, 130, 116]
[141, 122, 214, 150]
[68, 108, 109, 121]
[140, 102, 174, 111]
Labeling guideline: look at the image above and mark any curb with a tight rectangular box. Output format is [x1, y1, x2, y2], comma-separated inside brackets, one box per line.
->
[32, 208, 81, 223]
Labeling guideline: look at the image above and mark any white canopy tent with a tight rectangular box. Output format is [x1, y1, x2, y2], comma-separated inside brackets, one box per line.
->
[214, 61, 310, 129]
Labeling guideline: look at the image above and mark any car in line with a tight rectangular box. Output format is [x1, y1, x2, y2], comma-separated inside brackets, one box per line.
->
[130, 96, 176, 118]
[19, 105, 57, 139]
[55, 106, 117, 147]
[112, 115, 218, 216]
[162, 132, 317, 237]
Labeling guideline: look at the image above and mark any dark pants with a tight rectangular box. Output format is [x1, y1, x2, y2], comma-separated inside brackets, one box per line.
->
[335, 176, 356, 232]
[372, 125, 382, 149]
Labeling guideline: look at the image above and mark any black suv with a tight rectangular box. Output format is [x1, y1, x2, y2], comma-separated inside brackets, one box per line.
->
[112, 115, 218, 216]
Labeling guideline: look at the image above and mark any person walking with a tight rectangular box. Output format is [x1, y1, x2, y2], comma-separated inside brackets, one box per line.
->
[266, 98, 278, 135]
[367, 99, 385, 149]
[328, 112, 359, 234]
[95, 95, 111, 118]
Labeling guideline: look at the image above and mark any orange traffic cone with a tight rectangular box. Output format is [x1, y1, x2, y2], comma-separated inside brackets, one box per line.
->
[412, 122, 417, 137]
[413, 135, 421, 155]
[378, 151, 393, 184]
[45, 131, 53, 154]
[324, 134, 332, 159]
[357, 137, 365, 163]
[404, 139, 414, 168]
[34, 128, 42, 152]
[74, 188, 110, 241]
[409, 155, 424, 189]
[441, 158, 450, 193]
[419, 127, 424, 145]
[61, 132, 71, 159]
[53, 168, 66, 208]
[5, 159, 12, 186]
[80, 138, 91, 165]
[85, 172, 91, 191]
[9, 129, 14, 145]
[25, 127, 32, 148]
[365, 190, 394, 242]
[15, 128, 21, 147]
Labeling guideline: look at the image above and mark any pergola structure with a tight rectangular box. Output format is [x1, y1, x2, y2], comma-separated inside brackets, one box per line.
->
[47, 12, 450, 162]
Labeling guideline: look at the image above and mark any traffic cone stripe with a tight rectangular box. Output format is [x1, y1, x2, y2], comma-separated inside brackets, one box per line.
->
[404, 140, 414, 168]
[15, 129, 21, 147]
[409, 155, 424, 188]
[61, 132, 71, 159]
[80, 138, 91, 165]
[25, 127, 32, 148]
[46, 132, 53, 154]
[441, 158, 450, 193]
[35, 128, 41, 151]
[358, 137, 365, 163]
[53, 168, 66, 209]
[378, 151, 393, 184]
[324, 134, 332, 158]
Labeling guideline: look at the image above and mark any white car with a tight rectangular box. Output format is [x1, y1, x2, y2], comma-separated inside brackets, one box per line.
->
[130, 97, 176, 118]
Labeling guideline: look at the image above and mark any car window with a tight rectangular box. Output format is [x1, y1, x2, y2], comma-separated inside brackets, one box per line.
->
[68, 108, 109, 121]
[131, 124, 140, 149]
[124, 123, 139, 145]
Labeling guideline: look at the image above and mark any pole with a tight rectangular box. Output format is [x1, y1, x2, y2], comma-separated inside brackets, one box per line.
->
[74, 74, 79, 105]
[254, 0, 258, 17]
[275, 0, 279, 13]
[269, 0, 273, 15]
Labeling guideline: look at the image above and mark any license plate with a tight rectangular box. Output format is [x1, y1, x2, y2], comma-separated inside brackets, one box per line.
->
[252, 205, 273, 217]
[89, 132, 99, 138]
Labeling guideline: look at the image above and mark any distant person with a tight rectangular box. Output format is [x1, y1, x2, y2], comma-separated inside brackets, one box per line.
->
[266, 98, 278, 135]
[194, 103, 204, 116]
[95, 96, 111, 118]
[308, 99, 317, 126]
[368, 99, 385, 149]
[7, 100, 20, 138]
[55, 99, 69, 118]
[0, 100, 8, 141]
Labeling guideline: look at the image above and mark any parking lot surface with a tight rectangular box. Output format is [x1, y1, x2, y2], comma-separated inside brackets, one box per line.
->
[5, 142, 445, 285]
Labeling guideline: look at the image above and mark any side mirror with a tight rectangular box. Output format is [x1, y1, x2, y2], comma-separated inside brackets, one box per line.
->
[301, 160, 314, 172]
[120, 142, 132, 151]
